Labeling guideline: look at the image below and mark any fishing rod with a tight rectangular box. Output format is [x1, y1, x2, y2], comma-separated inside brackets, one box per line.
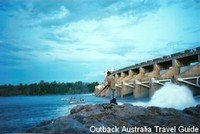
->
[96, 85, 108, 96]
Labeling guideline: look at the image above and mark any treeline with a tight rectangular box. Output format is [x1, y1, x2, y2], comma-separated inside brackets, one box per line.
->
[0, 80, 99, 96]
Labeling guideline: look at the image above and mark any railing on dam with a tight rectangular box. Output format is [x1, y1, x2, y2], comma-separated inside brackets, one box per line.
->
[95, 46, 200, 99]
[112, 47, 200, 75]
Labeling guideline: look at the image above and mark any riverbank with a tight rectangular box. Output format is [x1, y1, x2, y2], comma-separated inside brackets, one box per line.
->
[0, 81, 98, 96]
[27, 104, 200, 133]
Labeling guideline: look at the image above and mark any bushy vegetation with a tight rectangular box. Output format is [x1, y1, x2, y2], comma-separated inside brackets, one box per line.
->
[0, 80, 99, 96]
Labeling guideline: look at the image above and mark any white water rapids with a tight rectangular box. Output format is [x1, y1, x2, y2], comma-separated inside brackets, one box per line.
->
[130, 82, 198, 110]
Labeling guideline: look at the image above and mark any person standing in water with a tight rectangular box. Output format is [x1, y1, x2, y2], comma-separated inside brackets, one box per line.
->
[105, 71, 117, 104]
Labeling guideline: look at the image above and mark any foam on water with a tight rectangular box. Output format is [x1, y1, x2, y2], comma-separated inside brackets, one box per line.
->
[130, 82, 198, 110]
[148, 82, 197, 109]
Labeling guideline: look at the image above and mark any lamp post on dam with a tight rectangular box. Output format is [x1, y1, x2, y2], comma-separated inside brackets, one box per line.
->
[95, 46, 200, 99]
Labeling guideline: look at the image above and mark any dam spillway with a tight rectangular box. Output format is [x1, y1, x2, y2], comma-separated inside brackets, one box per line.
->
[95, 47, 200, 99]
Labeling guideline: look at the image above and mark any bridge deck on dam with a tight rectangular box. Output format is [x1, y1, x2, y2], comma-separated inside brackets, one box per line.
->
[95, 47, 200, 99]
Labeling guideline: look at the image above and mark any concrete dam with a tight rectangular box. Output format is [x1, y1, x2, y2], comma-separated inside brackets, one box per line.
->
[94, 47, 200, 99]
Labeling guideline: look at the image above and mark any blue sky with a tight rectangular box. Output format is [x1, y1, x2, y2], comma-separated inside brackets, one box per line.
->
[0, 0, 200, 84]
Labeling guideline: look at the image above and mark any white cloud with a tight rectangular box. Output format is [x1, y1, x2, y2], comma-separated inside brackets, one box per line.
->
[10, 3, 199, 67]
[37, 14, 161, 63]
[31, 6, 70, 26]
[42, 6, 69, 20]
[1, 0, 199, 83]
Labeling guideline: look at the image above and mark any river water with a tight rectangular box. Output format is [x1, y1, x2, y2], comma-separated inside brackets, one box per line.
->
[0, 94, 111, 133]
[0, 93, 199, 133]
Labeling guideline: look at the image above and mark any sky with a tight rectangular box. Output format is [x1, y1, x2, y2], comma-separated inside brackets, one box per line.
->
[0, 0, 200, 85]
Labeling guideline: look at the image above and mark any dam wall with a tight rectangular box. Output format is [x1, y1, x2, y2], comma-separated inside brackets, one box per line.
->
[95, 47, 200, 99]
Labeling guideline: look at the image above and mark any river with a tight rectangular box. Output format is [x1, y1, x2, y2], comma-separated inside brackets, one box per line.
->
[0, 93, 199, 133]
[0, 94, 109, 133]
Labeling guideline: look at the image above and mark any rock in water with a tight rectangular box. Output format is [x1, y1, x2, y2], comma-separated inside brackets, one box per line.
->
[27, 104, 200, 133]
